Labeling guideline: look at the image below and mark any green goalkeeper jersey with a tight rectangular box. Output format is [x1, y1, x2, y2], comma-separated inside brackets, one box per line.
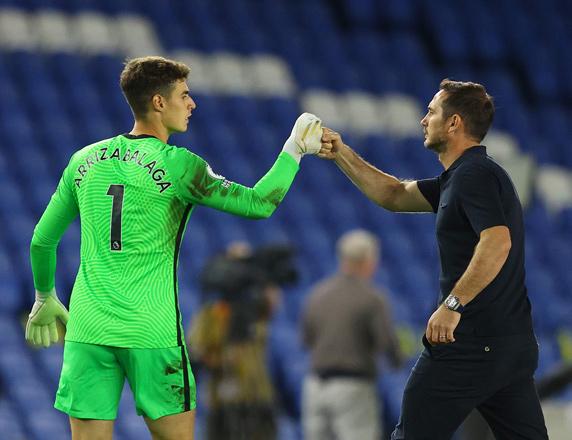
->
[30, 134, 299, 348]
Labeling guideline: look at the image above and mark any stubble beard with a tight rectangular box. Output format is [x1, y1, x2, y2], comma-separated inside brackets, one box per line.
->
[425, 134, 448, 154]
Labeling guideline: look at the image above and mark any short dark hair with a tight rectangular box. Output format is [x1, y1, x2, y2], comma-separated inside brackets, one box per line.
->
[439, 79, 495, 142]
[120, 56, 190, 118]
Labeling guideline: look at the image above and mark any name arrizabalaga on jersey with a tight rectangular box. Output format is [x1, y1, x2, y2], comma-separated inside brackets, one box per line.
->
[74, 146, 172, 193]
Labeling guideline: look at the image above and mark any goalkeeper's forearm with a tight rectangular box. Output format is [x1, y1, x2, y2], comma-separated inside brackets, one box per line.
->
[334, 144, 405, 211]
[30, 195, 77, 292]
[30, 234, 58, 293]
[206, 152, 299, 219]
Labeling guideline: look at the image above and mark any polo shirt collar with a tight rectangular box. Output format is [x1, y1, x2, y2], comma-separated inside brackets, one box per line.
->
[447, 145, 486, 172]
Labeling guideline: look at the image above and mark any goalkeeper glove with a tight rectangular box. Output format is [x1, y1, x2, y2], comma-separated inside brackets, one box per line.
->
[282, 112, 323, 163]
[25, 289, 69, 348]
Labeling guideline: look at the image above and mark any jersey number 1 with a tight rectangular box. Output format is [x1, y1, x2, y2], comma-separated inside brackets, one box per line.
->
[107, 184, 124, 251]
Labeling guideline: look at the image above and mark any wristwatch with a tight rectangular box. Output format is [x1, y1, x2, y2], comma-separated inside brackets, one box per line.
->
[444, 294, 465, 313]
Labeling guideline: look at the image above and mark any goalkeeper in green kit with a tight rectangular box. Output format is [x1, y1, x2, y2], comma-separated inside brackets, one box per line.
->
[26, 56, 323, 440]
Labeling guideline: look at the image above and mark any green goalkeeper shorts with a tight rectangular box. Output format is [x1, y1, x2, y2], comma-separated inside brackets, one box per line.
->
[54, 341, 196, 420]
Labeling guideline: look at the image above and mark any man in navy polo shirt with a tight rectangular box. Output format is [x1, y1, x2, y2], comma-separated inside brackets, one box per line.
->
[318, 79, 548, 439]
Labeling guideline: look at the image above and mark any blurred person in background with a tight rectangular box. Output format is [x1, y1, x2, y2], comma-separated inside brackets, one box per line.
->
[318, 79, 548, 439]
[25, 55, 322, 440]
[188, 241, 298, 440]
[301, 229, 403, 440]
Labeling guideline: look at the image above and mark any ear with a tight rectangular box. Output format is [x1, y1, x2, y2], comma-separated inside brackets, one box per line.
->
[151, 94, 165, 113]
[448, 114, 461, 133]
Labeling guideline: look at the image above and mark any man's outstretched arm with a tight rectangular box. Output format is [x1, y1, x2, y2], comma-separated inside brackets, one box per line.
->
[168, 113, 323, 219]
[319, 128, 433, 213]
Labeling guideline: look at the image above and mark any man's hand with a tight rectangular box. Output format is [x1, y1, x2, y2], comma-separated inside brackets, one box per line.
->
[25, 290, 69, 348]
[282, 112, 323, 163]
[425, 305, 460, 345]
[317, 127, 345, 160]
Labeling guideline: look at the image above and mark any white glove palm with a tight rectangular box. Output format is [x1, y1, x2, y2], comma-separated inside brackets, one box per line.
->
[25, 290, 69, 348]
[282, 112, 323, 162]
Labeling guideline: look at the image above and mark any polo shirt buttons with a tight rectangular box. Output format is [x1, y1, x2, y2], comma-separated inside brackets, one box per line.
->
[484, 346, 491, 352]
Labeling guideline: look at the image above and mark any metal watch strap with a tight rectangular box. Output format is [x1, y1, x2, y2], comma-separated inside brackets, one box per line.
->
[445, 294, 465, 313]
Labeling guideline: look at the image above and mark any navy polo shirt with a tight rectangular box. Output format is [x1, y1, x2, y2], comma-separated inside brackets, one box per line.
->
[417, 146, 533, 337]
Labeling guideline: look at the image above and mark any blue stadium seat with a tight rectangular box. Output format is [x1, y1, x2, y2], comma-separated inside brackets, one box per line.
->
[341, 0, 378, 28]
[277, 415, 302, 440]
[421, 0, 469, 62]
[95, 0, 138, 14]
[34, 344, 64, 386]
[117, 408, 150, 440]
[0, 181, 28, 219]
[0, 109, 37, 148]
[536, 335, 562, 377]
[0, 398, 28, 439]
[269, 321, 308, 417]
[461, 0, 507, 62]
[0, 315, 25, 348]
[557, 208, 572, 238]
[378, 0, 420, 28]
[379, 371, 409, 432]
[0, 350, 43, 403]
[5, 213, 36, 251]
[0, 76, 20, 109]
[0, 271, 22, 313]
[27, 408, 70, 440]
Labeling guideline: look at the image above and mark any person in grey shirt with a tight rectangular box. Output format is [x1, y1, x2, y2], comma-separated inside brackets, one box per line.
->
[301, 229, 403, 440]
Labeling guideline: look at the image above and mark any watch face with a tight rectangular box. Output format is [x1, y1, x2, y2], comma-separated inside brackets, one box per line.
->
[446, 296, 458, 309]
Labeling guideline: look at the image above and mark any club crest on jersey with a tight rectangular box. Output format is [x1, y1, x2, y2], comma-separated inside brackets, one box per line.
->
[206, 164, 231, 188]
[74, 146, 172, 193]
[206, 164, 224, 180]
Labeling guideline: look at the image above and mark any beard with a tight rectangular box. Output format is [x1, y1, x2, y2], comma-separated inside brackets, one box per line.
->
[424, 133, 448, 154]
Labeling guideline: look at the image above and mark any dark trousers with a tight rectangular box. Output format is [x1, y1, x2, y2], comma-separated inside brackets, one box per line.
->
[391, 334, 548, 440]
